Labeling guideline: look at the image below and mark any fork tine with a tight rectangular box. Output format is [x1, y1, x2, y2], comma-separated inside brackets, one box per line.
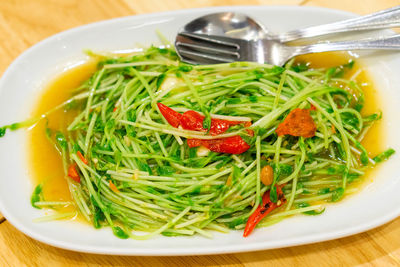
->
[177, 57, 202, 65]
[177, 47, 236, 63]
[176, 41, 240, 58]
[179, 32, 240, 49]
[176, 33, 239, 54]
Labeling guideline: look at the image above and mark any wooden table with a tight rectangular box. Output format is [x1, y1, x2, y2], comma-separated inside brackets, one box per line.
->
[1, 0, 400, 266]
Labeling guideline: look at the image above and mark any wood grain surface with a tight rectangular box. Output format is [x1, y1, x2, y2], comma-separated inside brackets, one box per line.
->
[1, 0, 400, 266]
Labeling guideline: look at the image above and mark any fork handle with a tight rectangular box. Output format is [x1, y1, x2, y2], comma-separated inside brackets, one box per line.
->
[293, 34, 400, 56]
[277, 6, 400, 42]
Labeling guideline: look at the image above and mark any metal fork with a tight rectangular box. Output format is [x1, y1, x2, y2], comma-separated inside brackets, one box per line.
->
[176, 32, 400, 66]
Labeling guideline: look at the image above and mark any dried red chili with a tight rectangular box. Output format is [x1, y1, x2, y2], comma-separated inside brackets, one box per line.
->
[275, 108, 316, 138]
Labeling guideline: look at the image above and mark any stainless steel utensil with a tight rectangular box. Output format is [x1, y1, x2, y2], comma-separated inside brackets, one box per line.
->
[176, 32, 400, 66]
[181, 6, 400, 42]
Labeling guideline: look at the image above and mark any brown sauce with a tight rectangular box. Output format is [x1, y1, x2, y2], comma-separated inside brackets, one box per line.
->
[28, 61, 97, 214]
[27, 52, 384, 214]
[295, 52, 383, 155]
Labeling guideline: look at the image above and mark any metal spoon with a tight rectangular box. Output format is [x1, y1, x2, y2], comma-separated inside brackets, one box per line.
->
[180, 6, 400, 42]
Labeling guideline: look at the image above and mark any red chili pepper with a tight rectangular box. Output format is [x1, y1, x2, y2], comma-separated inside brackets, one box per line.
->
[157, 103, 182, 128]
[77, 151, 89, 165]
[180, 110, 206, 132]
[243, 185, 286, 237]
[206, 136, 250, 154]
[188, 136, 250, 154]
[187, 139, 203, 148]
[180, 110, 247, 136]
[211, 119, 234, 135]
[68, 164, 80, 183]
[158, 103, 252, 154]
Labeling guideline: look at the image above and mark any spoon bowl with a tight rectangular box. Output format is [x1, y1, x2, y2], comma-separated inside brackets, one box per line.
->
[182, 12, 267, 41]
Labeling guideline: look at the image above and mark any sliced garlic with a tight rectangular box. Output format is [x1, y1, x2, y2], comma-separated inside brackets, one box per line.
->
[196, 146, 210, 157]
[159, 76, 180, 91]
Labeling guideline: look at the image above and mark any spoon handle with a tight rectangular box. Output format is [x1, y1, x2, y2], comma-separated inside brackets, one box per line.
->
[278, 6, 400, 43]
[293, 34, 400, 56]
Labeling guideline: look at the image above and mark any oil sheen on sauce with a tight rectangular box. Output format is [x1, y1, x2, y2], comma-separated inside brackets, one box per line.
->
[27, 52, 384, 217]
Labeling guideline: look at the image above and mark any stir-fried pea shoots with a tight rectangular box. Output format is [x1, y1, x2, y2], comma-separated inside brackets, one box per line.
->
[3, 46, 394, 239]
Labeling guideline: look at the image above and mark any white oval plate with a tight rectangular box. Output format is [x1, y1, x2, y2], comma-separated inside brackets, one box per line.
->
[0, 6, 400, 256]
